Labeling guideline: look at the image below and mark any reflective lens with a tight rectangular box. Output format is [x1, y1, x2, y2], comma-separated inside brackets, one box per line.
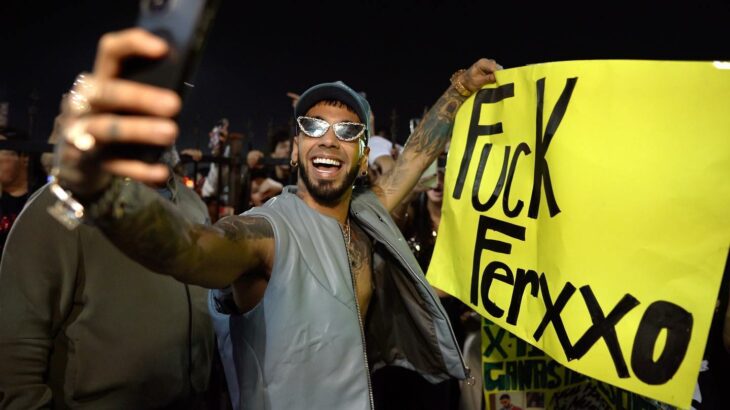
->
[297, 116, 365, 142]
[297, 116, 329, 138]
[333, 122, 365, 141]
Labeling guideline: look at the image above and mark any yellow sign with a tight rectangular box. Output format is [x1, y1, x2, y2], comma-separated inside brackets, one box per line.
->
[480, 319, 666, 409]
[427, 60, 730, 409]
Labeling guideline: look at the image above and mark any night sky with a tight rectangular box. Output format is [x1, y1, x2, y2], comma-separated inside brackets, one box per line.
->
[1, 0, 728, 152]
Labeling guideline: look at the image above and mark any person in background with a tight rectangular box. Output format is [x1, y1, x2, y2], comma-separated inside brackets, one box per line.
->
[200, 120, 235, 215]
[375, 152, 480, 410]
[0, 127, 35, 257]
[366, 111, 402, 184]
[499, 393, 523, 410]
[265, 126, 294, 186]
[243, 127, 289, 208]
[0, 140, 227, 408]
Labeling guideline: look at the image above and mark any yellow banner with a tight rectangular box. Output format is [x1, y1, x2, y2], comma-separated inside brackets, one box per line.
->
[480, 319, 668, 409]
[427, 60, 730, 409]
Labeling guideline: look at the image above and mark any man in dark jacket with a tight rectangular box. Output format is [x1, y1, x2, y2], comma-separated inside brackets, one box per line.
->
[0, 162, 223, 409]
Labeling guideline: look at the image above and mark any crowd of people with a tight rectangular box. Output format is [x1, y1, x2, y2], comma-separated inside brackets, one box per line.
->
[0, 24, 727, 410]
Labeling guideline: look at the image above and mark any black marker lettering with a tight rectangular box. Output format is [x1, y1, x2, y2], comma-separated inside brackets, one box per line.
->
[453, 84, 515, 199]
[470, 215, 526, 305]
[528, 77, 577, 219]
[631, 301, 693, 385]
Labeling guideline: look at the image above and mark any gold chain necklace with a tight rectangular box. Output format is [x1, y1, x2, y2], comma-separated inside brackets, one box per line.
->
[342, 218, 357, 272]
[344, 218, 351, 247]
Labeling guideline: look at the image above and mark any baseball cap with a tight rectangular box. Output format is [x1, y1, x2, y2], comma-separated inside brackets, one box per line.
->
[294, 81, 372, 144]
[0, 127, 30, 154]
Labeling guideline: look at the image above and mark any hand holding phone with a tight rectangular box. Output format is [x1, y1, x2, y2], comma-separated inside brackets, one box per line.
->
[121, 0, 220, 96]
[48, 0, 220, 229]
[104, 0, 221, 163]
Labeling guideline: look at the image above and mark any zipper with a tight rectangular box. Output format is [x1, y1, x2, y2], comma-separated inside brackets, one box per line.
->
[340, 221, 375, 410]
[359, 214, 472, 383]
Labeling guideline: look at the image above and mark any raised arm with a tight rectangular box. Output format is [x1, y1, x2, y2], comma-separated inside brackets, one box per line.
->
[372, 58, 501, 211]
[94, 180, 273, 289]
[52, 29, 272, 289]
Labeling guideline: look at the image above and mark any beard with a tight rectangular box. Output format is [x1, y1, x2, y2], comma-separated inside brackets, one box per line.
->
[299, 155, 360, 205]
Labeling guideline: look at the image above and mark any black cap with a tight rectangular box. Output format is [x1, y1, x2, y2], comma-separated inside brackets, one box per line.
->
[294, 81, 371, 144]
[0, 127, 30, 154]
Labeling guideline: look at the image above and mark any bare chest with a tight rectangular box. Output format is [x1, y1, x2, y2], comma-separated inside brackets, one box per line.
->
[346, 222, 373, 320]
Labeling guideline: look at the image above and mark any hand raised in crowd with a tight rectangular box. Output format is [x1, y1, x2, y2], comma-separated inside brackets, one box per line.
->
[457, 58, 503, 93]
[53, 28, 179, 198]
[180, 148, 203, 162]
[250, 177, 283, 207]
[246, 150, 265, 170]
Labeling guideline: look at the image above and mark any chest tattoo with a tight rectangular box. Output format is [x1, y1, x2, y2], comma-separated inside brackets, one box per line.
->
[347, 223, 371, 276]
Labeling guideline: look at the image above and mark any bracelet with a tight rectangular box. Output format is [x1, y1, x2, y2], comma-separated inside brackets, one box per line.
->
[450, 69, 472, 97]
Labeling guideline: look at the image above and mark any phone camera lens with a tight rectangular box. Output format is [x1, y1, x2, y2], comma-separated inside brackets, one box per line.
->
[149, 0, 169, 12]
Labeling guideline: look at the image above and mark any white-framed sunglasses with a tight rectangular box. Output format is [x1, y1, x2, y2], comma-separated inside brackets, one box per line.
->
[297, 116, 366, 142]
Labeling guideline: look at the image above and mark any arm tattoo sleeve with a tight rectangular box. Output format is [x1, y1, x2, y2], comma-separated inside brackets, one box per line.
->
[93, 180, 271, 287]
[402, 86, 465, 158]
[373, 86, 466, 205]
[216, 215, 274, 242]
[94, 180, 211, 279]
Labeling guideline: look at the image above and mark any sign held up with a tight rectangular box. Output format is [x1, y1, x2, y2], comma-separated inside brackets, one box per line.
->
[428, 60, 730, 409]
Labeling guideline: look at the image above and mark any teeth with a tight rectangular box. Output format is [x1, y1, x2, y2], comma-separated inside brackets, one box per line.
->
[313, 158, 341, 166]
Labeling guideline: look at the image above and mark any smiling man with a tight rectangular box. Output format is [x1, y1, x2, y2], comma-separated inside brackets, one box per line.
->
[48, 28, 500, 409]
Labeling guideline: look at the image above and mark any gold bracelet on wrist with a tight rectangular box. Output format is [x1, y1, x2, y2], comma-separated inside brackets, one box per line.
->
[450, 69, 472, 97]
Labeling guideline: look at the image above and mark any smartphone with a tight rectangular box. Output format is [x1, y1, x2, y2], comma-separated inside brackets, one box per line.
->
[103, 0, 221, 163]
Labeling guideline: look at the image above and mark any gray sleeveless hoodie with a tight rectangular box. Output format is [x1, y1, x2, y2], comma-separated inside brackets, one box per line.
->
[210, 186, 468, 410]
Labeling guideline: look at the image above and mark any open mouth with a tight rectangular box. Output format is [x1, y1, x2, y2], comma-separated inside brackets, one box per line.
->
[311, 157, 343, 177]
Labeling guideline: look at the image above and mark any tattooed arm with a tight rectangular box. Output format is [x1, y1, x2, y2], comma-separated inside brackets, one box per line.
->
[97, 180, 274, 289]
[44, 29, 275, 305]
[372, 58, 501, 211]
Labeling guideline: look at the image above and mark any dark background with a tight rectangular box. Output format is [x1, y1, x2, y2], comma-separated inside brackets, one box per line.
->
[1, 0, 728, 152]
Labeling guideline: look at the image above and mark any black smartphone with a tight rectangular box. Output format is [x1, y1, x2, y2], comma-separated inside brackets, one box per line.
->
[103, 0, 221, 163]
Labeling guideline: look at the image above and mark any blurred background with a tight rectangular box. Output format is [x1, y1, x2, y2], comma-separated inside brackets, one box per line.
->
[0, 0, 728, 151]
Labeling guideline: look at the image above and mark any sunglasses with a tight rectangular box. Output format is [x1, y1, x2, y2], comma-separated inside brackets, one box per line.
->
[297, 116, 366, 142]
